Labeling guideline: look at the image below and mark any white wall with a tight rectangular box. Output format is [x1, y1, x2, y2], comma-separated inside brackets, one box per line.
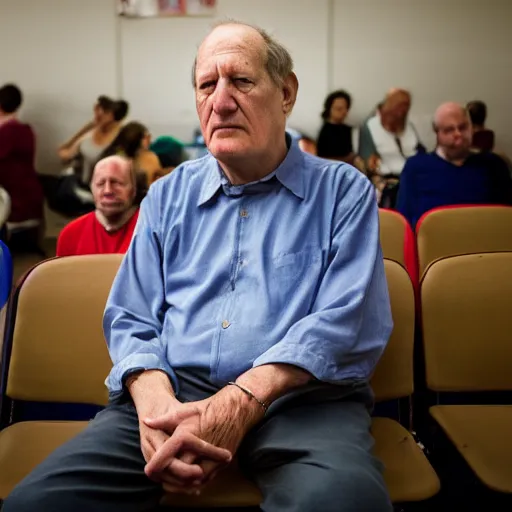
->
[332, 0, 512, 153]
[1, 0, 511, 174]
[0, 0, 119, 173]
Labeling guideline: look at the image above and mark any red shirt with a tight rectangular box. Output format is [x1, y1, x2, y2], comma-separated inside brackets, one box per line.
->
[0, 118, 44, 222]
[56, 209, 139, 257]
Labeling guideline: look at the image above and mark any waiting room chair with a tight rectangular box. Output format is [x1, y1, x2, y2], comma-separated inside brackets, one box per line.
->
[0, 256, 439, 505]
[416, 205, 512, 278]
[379, 209, 418, 286]
[0, 254, 261, 507]
[422, 252, 512, 493]
[0, 255, 117, 498]
[370, 259, 440, 503]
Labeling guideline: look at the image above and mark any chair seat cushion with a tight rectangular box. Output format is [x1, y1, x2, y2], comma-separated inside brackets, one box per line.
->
[0, 420, 89, 498]
[0, 420, 262, 507]
[372, 417, 440, 502]
[0, 418, 440, 505]
[431, 404, 512, 493]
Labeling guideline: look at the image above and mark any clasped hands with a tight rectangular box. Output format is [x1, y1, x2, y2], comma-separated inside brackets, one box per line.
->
[140, 386, 263, 495]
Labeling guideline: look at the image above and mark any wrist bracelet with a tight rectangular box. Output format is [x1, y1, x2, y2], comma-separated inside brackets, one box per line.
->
[228, 381, 268, 412]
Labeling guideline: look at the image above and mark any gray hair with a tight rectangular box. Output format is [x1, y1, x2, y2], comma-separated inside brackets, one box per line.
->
[191, 20, 294, 88]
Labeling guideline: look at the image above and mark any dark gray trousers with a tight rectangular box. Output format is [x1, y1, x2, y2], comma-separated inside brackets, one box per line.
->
[2, 370, 392, 512]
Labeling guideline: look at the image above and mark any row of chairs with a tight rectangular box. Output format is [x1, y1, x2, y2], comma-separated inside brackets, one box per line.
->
[379, 204, 512, 283]
[0, 204, 510, 506]
[2, 251, 511, 506]
[0, 254, 438, 507]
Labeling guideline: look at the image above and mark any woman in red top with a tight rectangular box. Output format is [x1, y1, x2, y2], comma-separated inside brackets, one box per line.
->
[0, 84, 44, 224]
[57, 155, 139, 256]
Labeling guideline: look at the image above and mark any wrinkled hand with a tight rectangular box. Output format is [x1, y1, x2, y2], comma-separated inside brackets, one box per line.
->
[144, 386, 263, 494]
[139, 396, 231, 493]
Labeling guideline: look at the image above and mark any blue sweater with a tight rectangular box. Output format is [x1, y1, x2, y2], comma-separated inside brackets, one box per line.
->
[396, 151, 511, 228]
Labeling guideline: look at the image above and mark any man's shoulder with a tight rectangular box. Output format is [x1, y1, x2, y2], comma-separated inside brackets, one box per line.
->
[404, 151, 435, 170]
[149, 155, 212, 195]
[302, 153, 373, 196]
[57, 212, 96, 255]
[61, 212, 96, 235]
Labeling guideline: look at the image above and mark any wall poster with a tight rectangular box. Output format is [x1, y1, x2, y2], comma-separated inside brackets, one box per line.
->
[118, 0, 217, 18]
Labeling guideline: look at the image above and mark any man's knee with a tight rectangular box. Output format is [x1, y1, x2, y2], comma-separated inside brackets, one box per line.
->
[260, 461, 392, 512]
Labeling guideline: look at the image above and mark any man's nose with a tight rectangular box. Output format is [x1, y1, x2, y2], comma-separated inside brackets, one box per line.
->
[212, 80, 237, 116]
[104, 182, 113, 194]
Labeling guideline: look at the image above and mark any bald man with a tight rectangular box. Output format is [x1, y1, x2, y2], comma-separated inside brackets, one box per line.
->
[56, 155, 139, 256]
[396, 102, 511, 228]
[4, 22, 393, 511]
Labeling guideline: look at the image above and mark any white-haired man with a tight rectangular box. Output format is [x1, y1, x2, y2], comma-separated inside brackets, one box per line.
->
[56, 155, 139, 256]
[4, 22, 393, 511]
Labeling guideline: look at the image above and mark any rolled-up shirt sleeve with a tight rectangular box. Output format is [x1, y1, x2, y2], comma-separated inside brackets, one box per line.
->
[253, 174, 393, 383]
[104, 186, 177, 394]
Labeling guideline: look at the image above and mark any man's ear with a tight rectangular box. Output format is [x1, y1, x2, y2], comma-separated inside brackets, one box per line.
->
[282, 72, 299, 116]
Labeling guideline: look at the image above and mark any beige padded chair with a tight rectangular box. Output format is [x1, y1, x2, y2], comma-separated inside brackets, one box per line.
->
[0, 255, 120, 498]
[416, 205, 512, 278]
[422, 252, 512, 493]
[0, 255, 262, 507]
[379, 209, 418, 288]
[379, 209, 409, 269]
[370, 260, 440, 503]
[0, 256, 439, 505]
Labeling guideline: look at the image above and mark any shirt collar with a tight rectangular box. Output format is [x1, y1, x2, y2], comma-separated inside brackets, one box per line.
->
[198, 133, 305, 206]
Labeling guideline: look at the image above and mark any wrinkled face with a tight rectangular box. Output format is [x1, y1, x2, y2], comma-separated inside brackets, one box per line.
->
[436, 109, 472, 159]
[91, 160, 135, 217]
[194, 25, 295, 166]
[329, 97, 349, 124]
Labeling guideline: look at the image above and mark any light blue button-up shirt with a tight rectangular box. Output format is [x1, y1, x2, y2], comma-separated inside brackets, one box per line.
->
[104, 138, 393, 394]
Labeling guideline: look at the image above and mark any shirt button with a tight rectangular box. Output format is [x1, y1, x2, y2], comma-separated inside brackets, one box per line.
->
[240, 209, 249, 218]
[222, 320, 231, 329]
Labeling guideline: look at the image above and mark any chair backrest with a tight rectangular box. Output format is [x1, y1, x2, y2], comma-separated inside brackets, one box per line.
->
[3, 255, 122, 405]
[416, 205, 512, 278]
[422, 252, 512, 392]
[378, 209, 418, 285]
[371, 259, 415, 402]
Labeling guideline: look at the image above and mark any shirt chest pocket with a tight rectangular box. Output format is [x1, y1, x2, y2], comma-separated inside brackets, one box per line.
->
[269, 249, 324, 306]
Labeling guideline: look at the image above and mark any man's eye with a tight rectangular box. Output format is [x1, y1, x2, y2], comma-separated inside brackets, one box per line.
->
[235, 78, 251, 84]
[199, 81, 216, 90]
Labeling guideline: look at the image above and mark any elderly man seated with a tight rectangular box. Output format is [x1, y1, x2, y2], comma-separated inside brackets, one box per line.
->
[397, 102, 512, 228]
[56, 155, 139, 256]
[4, 21, 393, 512]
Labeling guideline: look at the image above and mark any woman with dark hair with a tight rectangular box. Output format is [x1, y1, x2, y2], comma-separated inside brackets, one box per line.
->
[316, 90, 357, 165]
[58, 95, 129, 186]
[98, 121, 163, 199]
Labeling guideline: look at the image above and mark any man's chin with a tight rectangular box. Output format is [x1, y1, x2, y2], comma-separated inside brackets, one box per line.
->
[99, 205, 125, 216]
[209, 141, 249, 160]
